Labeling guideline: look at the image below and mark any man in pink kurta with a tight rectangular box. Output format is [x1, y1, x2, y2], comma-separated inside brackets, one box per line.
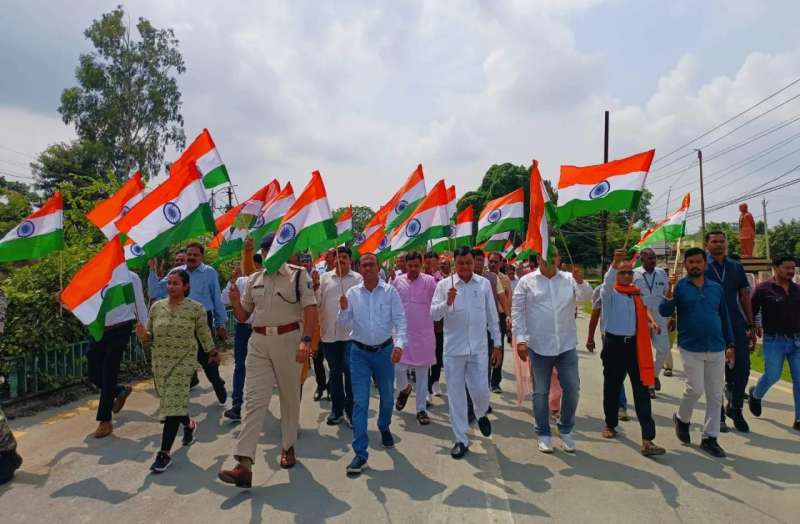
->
[393, 252, 437, 425]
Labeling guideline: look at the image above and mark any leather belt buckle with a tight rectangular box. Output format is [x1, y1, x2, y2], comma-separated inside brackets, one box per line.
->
[265, 326, 279, 336]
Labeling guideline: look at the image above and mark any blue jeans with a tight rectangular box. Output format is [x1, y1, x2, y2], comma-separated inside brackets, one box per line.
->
[753, 334, 800, 418]
[350, 342, 395, 460]
[232, 323, 252, 408]
[321, 341, 353, 419]
[530, 349, 580, 436]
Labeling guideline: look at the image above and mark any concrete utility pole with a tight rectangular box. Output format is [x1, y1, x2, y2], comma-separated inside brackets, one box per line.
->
[696, 149, 706, 241]
[601, 110, 609, 272]
[226, 186, 233, 212]
[763, 198, 770, 260]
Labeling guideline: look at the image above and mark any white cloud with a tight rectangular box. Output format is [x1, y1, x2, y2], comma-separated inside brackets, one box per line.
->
[0, 106, 74, 181]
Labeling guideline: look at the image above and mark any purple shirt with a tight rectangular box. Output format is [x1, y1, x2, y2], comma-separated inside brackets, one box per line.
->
[393, 273, 437, 366]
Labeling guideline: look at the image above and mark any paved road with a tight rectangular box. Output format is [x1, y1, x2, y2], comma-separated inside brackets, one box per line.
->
[2, 314, 798, 523]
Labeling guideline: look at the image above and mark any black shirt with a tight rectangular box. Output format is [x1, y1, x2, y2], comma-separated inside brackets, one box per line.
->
[751, 278, 800, 336]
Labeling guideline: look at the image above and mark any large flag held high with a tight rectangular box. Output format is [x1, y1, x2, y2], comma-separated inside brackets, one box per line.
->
[263, 171, 337, 273]
[432, 204, 473, 253]
[116, 161, 216, 258]
[475, 188, 525, 244]
[0, 192, 64, 263]
[556, 149, 655, 226]
[517, 160, 554, 263]
[385, 164, 427, 230]
[249, 183, 295, 247]
[390, 179, 450, 253]
[632, 193, 691, 252]
[86, 171, 146, 239]
[172, 128, 231, 189]
[217, 181, 280, 260]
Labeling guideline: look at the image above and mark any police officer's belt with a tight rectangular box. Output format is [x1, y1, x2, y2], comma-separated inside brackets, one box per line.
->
[253, 322, 300, 336]
[352, 338, 393, 352]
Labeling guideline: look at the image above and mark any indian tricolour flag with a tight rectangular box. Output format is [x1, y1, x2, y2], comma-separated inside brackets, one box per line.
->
[517, 160, 554, 263]
[264, 171, 337, 273]
[632, 193, 691, 252]
[390, 180, 450, 253]
[446, 185, 457, 220]
[476, 188, 524, 243]
[172, 128, 231, 189]
[116, 161, 216, 258]
[556, 149, 655, 226]
[60, 236, 134, 341]
[502, 239, 516, 260]
[478, 232, 510, 253]
[359, 202, 390, 245]
[249, 182, 295, 247]
[217, 181, 280, 260]
[86, 172, 146, 239]
[209, 203, 245, 249]
[386, 164, 427, 230]
[333, 206, 354, 243]
[353, 226, 392, 262]
[0, 192, 64, 263]
[432, 204, 473, 253]
[123, 238, 148, 270]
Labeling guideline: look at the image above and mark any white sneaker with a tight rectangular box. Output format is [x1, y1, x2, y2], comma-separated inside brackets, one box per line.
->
[561, 433, 576, 453]
[538, 436, 554, 454]
[432, 382, 443, 397]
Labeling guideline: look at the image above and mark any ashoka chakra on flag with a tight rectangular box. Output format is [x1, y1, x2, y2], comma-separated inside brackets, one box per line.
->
[163, 202, 182, 224]
[277, 223, 297, 245]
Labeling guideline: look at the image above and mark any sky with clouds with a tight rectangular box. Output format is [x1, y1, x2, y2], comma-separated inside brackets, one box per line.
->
[2, 0, 800, 231]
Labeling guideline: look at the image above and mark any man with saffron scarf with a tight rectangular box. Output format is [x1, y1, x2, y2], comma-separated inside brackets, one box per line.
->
[600, 249, 666, 457]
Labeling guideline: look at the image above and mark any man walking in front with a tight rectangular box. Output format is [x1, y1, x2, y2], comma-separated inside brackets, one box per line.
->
[431, 246, 501, 459]
[338, 252, 407, 476]
[512, 248, 593, 453]
[633, 248, 671, 397]
[661, 247, 735, 457]
[601, 249, 665, 457]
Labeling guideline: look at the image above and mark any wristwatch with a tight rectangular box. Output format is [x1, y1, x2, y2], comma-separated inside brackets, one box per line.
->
[301, 335, 312, 343]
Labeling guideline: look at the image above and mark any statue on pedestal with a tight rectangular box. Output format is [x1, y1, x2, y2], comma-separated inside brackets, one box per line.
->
[738, 203, 756, 258]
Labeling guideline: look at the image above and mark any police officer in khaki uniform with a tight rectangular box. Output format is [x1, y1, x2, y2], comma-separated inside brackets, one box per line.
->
[218, 233, 318, 488]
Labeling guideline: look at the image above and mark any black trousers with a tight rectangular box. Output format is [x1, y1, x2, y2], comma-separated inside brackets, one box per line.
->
[313, 345, 327, 390]
[160, 415, 190, 452]
[87, 321, 133, 422]
[428, 330, 444, 391]
[601, 333, 656, 440]
[492, 316, 506, 389]
[198, 312, 225, 393]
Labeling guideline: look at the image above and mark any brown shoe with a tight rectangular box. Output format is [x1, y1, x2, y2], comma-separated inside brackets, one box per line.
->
[218, 464, 252, 488]
[94, 421, 113, 438]
[641, 440, 666, 457]
[112, 385, 133, 414]
[395, 385, 412, 411]
[280, 447, 296, 469]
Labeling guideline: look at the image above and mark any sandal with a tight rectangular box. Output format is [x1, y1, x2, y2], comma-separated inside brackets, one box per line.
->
[602, 427, 617, 439]
[416, 411, 431, 425]
[641, 441, 666, 457]
[395, 386, 412, 411]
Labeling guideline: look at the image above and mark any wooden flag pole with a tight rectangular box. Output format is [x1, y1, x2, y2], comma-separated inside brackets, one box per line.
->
[671, 235, 684, 280]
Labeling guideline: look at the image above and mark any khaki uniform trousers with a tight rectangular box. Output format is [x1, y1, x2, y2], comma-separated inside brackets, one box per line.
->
[235, 330, 302, 460]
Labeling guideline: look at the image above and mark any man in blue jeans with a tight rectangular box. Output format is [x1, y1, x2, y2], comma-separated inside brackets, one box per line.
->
[749, 255, 800, 431]
[338, 252, 407, 476]
[512, 248, 593, 453]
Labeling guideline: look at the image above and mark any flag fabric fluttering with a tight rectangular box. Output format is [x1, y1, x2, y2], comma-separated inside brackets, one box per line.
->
[217, 181, 280, 260]
[475, 188, 525, 244]
[86, 172, 146, 239]
[263, 171, 337, 273]
[60, 236, 134, 341]
[172, 128, 231, 189]
[208, 203, 245, 249]
[632, 193, 691, 252]
[353, 225, 392, 262]
[478, 232, 510, 253]
[116, 162, 216, 259]
[446, 185, 457, 221]
[502, 239, 516, 260]
[556, 149, 655, 226]
[432, 204, 473, 253]
[385, 164, 427, 230]
[362, 202, 391, 241]
[516, 160, 554, 263]
[0, 192, 64, 263]
[249, 182, 295, 247]
[390, 180, 450, 253]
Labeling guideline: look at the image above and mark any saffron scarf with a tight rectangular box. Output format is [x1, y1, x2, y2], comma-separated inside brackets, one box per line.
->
[613, 283, 655, 387]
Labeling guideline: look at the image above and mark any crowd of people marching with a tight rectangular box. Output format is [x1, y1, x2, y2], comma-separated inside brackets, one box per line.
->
[1, 229, 798, 486]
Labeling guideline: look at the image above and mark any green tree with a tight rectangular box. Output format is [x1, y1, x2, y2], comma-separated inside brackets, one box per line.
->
[58, 5, 186, 183]
[768, 219, 800, 259]
[30, 140, 105, 195]
[334, 205, 374, 238]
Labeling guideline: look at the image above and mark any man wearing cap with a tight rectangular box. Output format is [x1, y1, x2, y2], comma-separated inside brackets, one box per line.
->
[218, 233, 319, 488]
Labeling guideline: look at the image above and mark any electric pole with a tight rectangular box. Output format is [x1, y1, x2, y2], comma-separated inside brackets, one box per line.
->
[225, 186, 233, 212]
[696, 149, 706, 241]
[762, 198, 770, 260]
[601, 110, 609, 272]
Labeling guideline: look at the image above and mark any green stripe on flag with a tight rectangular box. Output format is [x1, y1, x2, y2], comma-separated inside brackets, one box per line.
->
[248, 217, 282, 248]
[264, 220, 337, 273]
[387, 197, 424, 231]
[632, 223, 685, 251]
[394, 224, 451, 254]
[86, 283, 135, 341]
[202, 165, 230, 189]
[141, 204, 216, 258]
[0, 229, 64, 263]
[475, 217, 524, 244]
[556, 190, 642, 226]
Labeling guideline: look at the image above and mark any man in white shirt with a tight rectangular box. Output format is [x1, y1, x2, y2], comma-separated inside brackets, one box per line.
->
[633, 248, 671, 396]
[512, 248, 592, 453]
[88, 270, 148, 439]
[318, 247, 363, 426]
[338, 252, 406, 476]
[431, 246, 502, 459]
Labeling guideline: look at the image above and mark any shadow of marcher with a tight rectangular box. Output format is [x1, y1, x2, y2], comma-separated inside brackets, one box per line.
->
[51, 476, 137, 505]
[364, 447, 447, 503]
[443, 484, 550, 518]
[470, 446, 553, 496]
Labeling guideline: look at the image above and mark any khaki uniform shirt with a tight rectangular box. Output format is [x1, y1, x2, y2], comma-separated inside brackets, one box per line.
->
[242, 264, 317, 327]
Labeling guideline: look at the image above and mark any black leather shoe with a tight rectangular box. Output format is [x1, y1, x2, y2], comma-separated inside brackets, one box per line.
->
[451, 442, 468, 459]
[719, 417, 730, 433]
[700, 437, 726, 458]
[747, 386, 762, 417]
[478, 416, 492, 437]
[313, 386, 326, 402]
[727, 407, 750, 433]
[654, 377, 661, 391]
[673, 413, 690, 444]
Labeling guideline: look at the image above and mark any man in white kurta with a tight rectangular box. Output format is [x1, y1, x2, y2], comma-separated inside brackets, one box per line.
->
[633, 248, 671, 392]
[431, 247, 501, 459]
